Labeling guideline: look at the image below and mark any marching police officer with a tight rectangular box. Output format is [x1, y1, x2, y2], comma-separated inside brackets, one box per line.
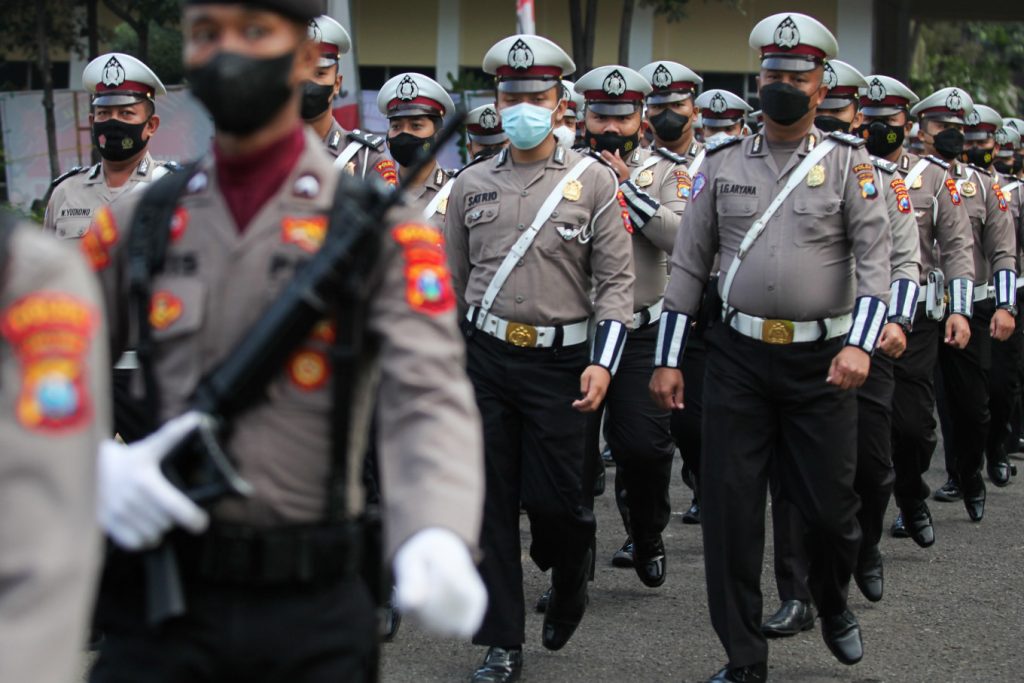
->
[0, 214, 110, 683]
[377, 72, 456, 225]
[638, 61, 704, 164]
[85, 2, 487, 680]
[695, 89, 753, 142]
[44, 53, 175, 239]
[445, 33, 634, 682]
[302, 14, 393, 184]
[650, 14, 891, 681]
[560, 80, 585, 145]
[858, 76, 975, 545]
[466, 104, 509, 161]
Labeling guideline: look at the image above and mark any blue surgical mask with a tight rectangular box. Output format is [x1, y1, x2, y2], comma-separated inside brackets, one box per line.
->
[501, 102, 554, 150]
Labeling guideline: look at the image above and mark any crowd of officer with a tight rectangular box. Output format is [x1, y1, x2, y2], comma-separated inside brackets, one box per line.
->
[4, 2, 1024, 682]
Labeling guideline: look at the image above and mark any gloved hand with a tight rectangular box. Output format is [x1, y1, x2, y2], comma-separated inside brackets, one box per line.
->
[619, 179, 660, 230]
[98, 411, 210, 551]
[393, 527, 487, 638]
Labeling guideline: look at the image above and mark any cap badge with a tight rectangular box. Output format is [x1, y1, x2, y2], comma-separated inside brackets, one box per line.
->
[602, 69, 627, 97]
[309, 19, 323, 43]
[965, 110, 981, 126]
[773, 16, 800, 49]
[101, 56, 126, 88]
[996, 128, 1010, 145]
[823, 63, 837, 90]
[946, 89, 963, 112]
[867, 78, 886, 102]
[480, 108, 499, 130]
[508, 39, 535, 70]
[397, 75, 419, 101]
[652, 64, 673, 90]
[709, 93, 727, 114]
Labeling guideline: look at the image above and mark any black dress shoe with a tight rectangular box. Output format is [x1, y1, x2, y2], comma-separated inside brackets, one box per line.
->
[633, 535, 666, 588]
[535, 586, 551, 613]
[890, 511, 909, 538]
[611, 536, 634, 567]
[854, 544, 883, 603]
[682, 499, 701, 524]
[820, 609, 863, 665]
[542, 550, 590, 651]
[593, 468, 606, 497]
[761, 599, 815, 638]
[471, 646, 522, 683]
[987, 452, 1012, 487]
[904, 502, 935, 548]
[381, 594, 401, 642]
[933, 478, 963, 502]
[705, 662, 768, 682]
[962, 474, 986, 522]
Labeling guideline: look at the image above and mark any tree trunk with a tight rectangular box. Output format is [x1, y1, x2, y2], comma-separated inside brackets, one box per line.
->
[35, 0, 60, 180]
[138, 21, 150, 63]
[569, 0, 584, 76]
[87, 0, 99, 59]
[619, 0, 635, 66]
[583, 0, 597, 73]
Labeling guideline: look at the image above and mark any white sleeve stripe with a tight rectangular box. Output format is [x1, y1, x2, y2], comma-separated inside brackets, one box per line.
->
[592, 320, 627, 373]
[846, 297, 886, 353]
[888, 279, 920, 320]
[655, 311, 690, 368]
[995, 269, 1017, 307]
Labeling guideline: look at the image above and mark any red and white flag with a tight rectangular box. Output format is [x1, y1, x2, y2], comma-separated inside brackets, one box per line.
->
[516, 0, 535, 34]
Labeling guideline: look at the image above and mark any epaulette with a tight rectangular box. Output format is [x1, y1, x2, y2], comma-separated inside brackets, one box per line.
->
[49, 165, 88, 190]
[327, 129, 343, 151]
[161, 161, 185, 173]
[705, 136, 742, 154]
[346, 129, 386, 151]
[585, 149, 616, 169]
[925, 155, 950, 169]
[453, 153, 492, 178]
[655, 147, 686, 164]
[870, 156, 898, 175]
[967, 164, 992, 177]
[433, 167, 449, 186]
[828, 131, 865, 148]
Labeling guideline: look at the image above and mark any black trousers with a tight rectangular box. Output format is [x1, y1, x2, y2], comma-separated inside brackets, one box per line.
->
[467, 332, 595, 647]
[937, 299, 994, 484]
[603, 324, 674, 543]
[987, 305, 1023, 456]
[701, 324, 861, 668]
[773, 353, 895, 602]
[671, 337, 708, 491]
[891, 304, 941, 507]
[90, 577, 376, 682]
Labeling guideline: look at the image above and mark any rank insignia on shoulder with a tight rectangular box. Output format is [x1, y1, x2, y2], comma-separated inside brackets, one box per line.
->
[870, 156, 898, 174]
[925, 155, 950, 170]
[829, 131, 865, 147]
[706, 135, 741, 154]
[50, 166, 86, 190]
[392, 223, 454, 315]
[433, 168, 447, 186]
[348, 130, 385, 150]
[656, 147, 685, 164]
[328, 130, 343, 151]
[161, 161, 185, 173]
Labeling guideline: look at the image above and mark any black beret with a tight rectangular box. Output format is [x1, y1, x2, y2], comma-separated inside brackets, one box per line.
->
[183, 0, 323, 23]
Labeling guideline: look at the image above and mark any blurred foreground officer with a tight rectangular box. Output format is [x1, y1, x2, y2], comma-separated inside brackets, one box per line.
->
[44, 52, 174, 239]
[466, 104, 509, 161]
[650, 14, 891, 681]
[0, 214, 109, 683]
[377, 72, 456, 225]
[85, 2, 486, 681]
[446, 33, 634, 683]
[301, 14, 392, 183]
[695, 89, 753, 142]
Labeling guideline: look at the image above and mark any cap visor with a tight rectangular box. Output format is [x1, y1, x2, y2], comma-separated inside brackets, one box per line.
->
[587, 101, 641, 116]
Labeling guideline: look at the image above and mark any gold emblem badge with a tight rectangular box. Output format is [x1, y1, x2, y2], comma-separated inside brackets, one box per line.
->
[762, 319, 795, 344]
[505, 322, 538, 347]
[344, 160, 356, 176]
[807, 165, 825, 187]
[960, 181, 976, 198]
[437, 197, 448, 215]
[636, 169, 655, 188]
[911, 176, 923, 190]
[563, 179, 583, 202]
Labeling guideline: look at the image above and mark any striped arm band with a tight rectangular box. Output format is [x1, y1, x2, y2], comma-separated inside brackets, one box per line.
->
[994, 269, 1017, 308]
[845, 296, 887, 354]
[948, 278, 974, 317]
[619, 180, 660, 230]
[888, 279, 920, 322]
[654, 311, 692, 368]
[591, 320, 628, 375]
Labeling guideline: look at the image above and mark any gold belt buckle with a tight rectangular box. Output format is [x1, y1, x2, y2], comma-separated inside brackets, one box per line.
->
[761, 319, 795, 344]
[506, 322, 539, 347]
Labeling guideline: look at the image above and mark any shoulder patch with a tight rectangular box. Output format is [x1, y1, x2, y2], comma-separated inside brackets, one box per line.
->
[994, 183, 1009, 212]
[615, 191, 635, 234]
[829, 131, 865, 148]
[925, 155, 951, 170]
[80, 206, 119, 271]
[374, 159, 398, 186]
[706, 136, 742, 154]
[656, 147, 686, 164]
[347, 129, 386, 151]
[870, 156, 898, 175]
[945, 178, 962, 205]
[160, 161, 185, 173]
[392, 223, 453, 315]
[890, 177, 912, 213]
[50, 166, 87, 190]
[673, 169, 692, 200]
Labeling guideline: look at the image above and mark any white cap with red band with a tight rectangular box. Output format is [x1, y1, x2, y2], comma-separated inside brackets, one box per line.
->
[574, 65, 652, 116]
[483, 34, 575, 94]
[911, 87, 976, 125]
[377, 72, 455, 119]
[638, 61, 702, 105]
[83, 52, 166, 107]
[748, 13, 838, 73]
[308, 15, 351, 68]
[694, 89, 752, 128]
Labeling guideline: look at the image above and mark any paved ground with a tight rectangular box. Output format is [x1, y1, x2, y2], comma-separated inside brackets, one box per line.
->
[380, 450, 1024, 683]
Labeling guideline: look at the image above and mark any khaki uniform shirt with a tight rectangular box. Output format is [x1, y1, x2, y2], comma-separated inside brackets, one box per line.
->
[897, 152, 975, 284]
[0, 225, 109, 683]
[955, 164, 1017, 284]
[407, 164, 452, 229]
[322, 118, 397, 187]
[666, 130, 891, 320]
[445, 144, 634, 327]
[84, 130, 483, 557]
[872, 157, 922, 284]
[997, 172, 1024, 273]
[43, 152, 175, 239]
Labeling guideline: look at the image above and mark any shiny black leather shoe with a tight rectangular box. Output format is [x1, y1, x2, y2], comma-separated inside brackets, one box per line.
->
[854, 544, 883, 603]
[705, 662, 768, 682]
[933, 477, 962, 502]
[633, 535, 666, 588]
[682, 499, 701, 524]
[542, 550, 590, 651]
[534, 586, 551, 613]
[987, 450, 1012, 487]
[471, 646, 522, 683]
[593, 467, 606, 496]
[962, 474, 986, 522]
[761, 599, 815, 638]
[820, 609, 863, 665]
[611, 536, 634, 568]
[904, 502, 935, 548]
[890, 511, 909, 538]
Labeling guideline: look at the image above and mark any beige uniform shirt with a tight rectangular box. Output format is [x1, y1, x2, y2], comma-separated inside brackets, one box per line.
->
[997, 172, 1024, 272]
[954, 164, 1017, 284]
[84, 130, 482, 557]
[897, 152, 975, 284]
[0, 225, 109, 683]
[322, 118, 397, 187]
[406, 164, 452, 229]
[872, 156, 922, 284]
[43, 152, 176, 239]
[445, 145, 634, 327]
[666, 130, 891, 320]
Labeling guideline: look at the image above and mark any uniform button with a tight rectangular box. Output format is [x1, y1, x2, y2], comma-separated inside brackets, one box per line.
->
[767, 284, 775, 291]
[552, 211, 559, 218]
[517, 223, 526, 231]
[515, 295, 525, 303]
[520, 190, 529, 197]
[517, 259, 525, 267]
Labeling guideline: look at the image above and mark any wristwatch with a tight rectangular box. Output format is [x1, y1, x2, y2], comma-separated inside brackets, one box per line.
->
[887, 315, 913, 335]
[998, 304, 1019, 317]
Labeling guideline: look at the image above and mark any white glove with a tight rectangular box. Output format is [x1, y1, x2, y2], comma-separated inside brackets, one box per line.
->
[98, 411, 210, 551]
[393, 527, 487, 638]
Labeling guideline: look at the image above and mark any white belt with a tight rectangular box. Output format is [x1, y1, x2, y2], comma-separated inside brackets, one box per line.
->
[632, 299, 664, 330]
[727, 310, 853, 345]
[467, 307, 589, 348]
[974, 283, 993, 302]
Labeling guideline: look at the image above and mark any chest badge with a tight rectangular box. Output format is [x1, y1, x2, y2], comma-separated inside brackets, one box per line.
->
[960, 181, 977, 198]
[563, 179, 583, 202]
[636, 169, 655, 188]
[807, 164, 825, 187]
[556, 225, 585, 241]
[437, 197, 449, 216]
[910, 176, 923, 190]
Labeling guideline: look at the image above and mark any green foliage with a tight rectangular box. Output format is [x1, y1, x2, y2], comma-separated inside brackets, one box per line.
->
[109, 21, 184, 85]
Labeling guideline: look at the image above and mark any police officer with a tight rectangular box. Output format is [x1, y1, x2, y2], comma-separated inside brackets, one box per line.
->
[377, 72, 456, 225]
[44, 52, 174, 239]
[695, 89, 754, 142]
[560, 80, 585, 146]
[445, 33, 634, 682]
[638, 61, 704, 164]
[466, 104, 509, 161]
[302, 14, 393, 184]
[0, 214, 109, 683]
[763, 60, 922, 636]
[858, 76, 975, 545]
[928, 98, 1016, 520]
[650, 14, 891, 681]
[85, 2, 487, 680]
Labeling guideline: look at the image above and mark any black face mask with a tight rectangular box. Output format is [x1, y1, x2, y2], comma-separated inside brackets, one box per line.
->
[995, 159, 1014, 175]
[586, 129, 640, 157]
[855, 120, 905, 158]
[92, 119, 149, 161]
[814, 115, 850, 133]
[300, 81, 334, 120]
[963, 146, 994, 168]
[388, 132, 435, 167]
[187, 51, 295, 135]
[649, 109, 689, 142]
[931, 127, 965, 160]
[759, 82, 811, 127]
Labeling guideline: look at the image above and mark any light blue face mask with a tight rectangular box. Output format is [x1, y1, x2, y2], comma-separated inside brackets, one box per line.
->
[501, 102, 554, 150]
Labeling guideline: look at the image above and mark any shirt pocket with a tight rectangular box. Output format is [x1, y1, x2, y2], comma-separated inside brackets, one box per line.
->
[54, 217, 91, 240]
[715, 195, 759, 244]
[538, 205, 591, 260]
[792, 195, 843, 247]
[148, 277, 206, 401]
[466, 204, 504, 260]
